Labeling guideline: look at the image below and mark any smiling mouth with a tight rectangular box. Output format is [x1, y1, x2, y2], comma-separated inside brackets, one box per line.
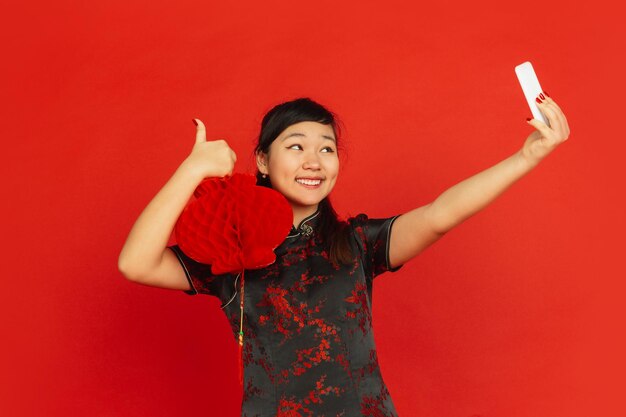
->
[296, 178, 323, 186]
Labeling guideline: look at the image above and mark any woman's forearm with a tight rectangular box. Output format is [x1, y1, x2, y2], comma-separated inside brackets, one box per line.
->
[428, 149, 538, 233]
[117, 161, 203, 278]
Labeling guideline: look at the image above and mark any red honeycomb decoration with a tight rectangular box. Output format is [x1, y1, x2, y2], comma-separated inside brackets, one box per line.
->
[174, 173, 292, 273]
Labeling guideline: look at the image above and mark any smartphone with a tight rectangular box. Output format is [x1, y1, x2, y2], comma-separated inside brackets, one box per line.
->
[515, 61, 549, 126]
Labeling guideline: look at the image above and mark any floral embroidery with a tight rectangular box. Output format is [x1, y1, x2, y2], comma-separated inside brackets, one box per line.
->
[169, 212, 402, 416]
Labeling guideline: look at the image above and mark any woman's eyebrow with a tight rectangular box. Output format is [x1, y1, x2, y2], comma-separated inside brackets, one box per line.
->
[281, 132, 336, 142]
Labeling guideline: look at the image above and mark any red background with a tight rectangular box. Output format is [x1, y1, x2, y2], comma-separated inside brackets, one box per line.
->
[2, 0, 625, 416]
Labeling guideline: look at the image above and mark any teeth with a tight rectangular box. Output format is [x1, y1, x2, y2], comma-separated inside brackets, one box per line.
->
[296, 179, 322, 186]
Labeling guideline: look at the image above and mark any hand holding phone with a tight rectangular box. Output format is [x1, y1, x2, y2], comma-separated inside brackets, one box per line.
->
[515, 61, 550, 127]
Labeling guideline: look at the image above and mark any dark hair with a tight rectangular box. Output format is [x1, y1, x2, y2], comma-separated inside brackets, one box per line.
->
[254, 97, 353, 265]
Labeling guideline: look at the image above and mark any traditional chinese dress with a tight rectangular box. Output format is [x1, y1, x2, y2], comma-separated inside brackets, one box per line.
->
[169, 210, 402, 417]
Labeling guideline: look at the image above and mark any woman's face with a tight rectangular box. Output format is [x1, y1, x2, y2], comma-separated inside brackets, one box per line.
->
[257, 121, 339, 216]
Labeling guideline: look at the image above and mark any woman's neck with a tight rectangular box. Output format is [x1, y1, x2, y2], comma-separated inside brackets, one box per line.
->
[291, 205, 319, 228]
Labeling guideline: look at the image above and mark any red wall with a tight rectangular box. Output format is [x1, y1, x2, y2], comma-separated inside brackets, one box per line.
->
[2, 0, 625, 416]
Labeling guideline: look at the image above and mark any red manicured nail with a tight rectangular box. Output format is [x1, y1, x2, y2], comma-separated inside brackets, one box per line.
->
[526, 117, 532, 122]
[535, 97, 542, 104]
[543, 91, 550, 97]
[192, 118, 198, 126]
[539, 93, 546, 100]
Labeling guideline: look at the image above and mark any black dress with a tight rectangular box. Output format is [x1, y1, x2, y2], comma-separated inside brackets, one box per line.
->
[168, 209, 403, 417]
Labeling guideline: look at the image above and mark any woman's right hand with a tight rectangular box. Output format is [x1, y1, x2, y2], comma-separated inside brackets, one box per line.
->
[182, 118, 237, 180]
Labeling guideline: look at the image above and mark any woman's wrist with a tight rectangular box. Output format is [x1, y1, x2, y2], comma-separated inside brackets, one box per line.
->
[178, 158, 208, 184]
[517, 147, 542, 171]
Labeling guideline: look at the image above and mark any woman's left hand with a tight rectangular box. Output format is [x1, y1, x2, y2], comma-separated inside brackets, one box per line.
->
[522, 92, 571, 165]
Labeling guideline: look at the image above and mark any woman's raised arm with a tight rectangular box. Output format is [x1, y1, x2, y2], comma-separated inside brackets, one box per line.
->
[389, 93, 570, 268]
[117, 119, 236, 289]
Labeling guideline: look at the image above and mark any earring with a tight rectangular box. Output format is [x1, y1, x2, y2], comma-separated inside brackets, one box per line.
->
[262, 174, 267, 179]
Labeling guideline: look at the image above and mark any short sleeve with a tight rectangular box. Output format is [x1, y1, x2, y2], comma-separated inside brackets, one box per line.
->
[349, 213, 403, 279]
[167, 244, 226, 297]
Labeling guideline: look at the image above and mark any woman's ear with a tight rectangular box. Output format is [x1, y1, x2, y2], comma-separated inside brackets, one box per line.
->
[256, 152, 269, 175]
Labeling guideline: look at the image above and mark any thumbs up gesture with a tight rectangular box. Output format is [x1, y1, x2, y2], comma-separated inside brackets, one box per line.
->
[184, 118, 237, 180]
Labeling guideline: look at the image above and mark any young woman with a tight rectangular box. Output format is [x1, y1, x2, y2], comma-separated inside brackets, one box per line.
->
[118, 96, 570, 416]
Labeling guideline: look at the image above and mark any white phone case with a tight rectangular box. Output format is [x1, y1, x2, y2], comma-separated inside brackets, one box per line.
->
[515, 61, 549, 126]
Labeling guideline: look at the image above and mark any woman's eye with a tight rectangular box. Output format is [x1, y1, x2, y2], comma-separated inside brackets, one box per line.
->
[288, 144, 302, 150]
[321, 147, 335, 153]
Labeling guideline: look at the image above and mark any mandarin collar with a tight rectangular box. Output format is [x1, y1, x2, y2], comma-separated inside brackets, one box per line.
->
[286, 209, 321, 239]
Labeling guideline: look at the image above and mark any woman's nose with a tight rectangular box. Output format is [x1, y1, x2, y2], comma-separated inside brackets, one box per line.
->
[302, 156, 321, 170]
